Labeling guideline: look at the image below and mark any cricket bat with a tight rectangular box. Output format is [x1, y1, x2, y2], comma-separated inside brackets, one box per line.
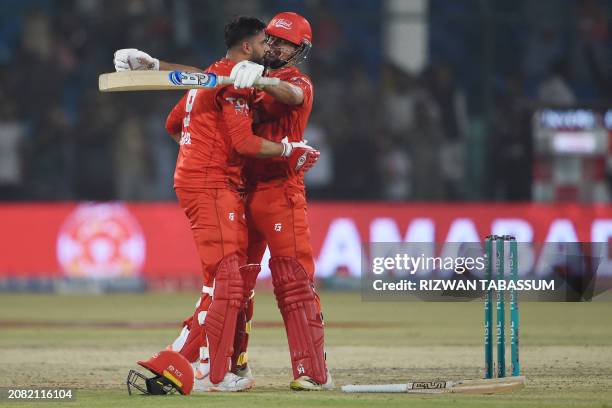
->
[341, 375, 526, 394]
[98, 70, 280, 92]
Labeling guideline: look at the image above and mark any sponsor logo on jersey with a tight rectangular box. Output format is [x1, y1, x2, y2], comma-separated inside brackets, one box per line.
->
[224, 97, 249, 115]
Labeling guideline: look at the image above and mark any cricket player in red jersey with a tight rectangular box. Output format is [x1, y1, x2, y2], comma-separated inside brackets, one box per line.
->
[229, 12, 333, 391]
[115, 16, 320, 392]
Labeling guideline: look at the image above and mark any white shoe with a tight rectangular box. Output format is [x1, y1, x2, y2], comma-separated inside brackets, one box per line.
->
[194, 372, 254, 392]
[290, 369, 335, 391]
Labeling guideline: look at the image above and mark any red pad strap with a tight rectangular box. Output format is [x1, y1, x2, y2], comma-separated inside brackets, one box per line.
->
[271, 257, 327, 384]
[240, 264, 261, 297]
[177, 294, 212, 363]
[205, 254, 243, 384]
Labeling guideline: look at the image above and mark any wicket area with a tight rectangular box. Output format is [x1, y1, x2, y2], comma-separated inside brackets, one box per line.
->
[485, 235, 520, 379]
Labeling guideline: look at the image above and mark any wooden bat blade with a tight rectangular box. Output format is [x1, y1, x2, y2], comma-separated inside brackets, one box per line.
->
[99, 70, 280, 92]
[447, 375, 526, 394]
[98, 71, 221, 92]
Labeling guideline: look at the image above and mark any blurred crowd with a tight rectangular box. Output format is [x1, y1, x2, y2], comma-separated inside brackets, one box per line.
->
[0, 0, 611, 202]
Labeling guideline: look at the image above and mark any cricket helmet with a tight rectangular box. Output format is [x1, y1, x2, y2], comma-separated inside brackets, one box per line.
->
[265, 12, 312, 67]
[126, 350, 194, 396]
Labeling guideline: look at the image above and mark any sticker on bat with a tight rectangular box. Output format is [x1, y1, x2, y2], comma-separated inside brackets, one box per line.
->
[411, 381, 447, 389]
[168, 71, 219, 87]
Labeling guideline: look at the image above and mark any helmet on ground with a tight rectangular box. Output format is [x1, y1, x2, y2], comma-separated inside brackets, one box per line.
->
[126, 350, 194, 396]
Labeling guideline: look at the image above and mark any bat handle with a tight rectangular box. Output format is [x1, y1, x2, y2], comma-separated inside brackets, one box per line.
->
[255, 77, 281, 86]
[216, 76, 281, 87]
[341, 384, 408, 393]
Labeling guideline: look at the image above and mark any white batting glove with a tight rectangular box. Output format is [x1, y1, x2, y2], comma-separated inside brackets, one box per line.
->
[230, 61, 264, 88]
[113, 48, 159, 71]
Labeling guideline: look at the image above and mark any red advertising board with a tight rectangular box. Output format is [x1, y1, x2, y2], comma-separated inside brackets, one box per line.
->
[0, 202, 611, 280]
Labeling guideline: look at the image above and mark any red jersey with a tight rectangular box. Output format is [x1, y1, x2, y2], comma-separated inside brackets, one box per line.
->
[244, 66, 314, 190]
[166, 58, 263, 190]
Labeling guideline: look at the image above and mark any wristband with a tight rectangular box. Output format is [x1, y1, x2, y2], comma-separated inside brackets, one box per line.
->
[281, 141, 292, 157]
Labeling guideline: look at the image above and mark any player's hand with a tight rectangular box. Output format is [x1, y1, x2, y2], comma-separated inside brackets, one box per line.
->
[230, 61, 264, 88]
[281, 137, 321, 173]
[114, 48, 160, 71]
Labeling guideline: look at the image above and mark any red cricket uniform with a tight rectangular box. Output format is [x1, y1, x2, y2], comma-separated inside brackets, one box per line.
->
[244, 66, 315, 276]
[234, 66, 328, 384]
[165, 58, 263, 384]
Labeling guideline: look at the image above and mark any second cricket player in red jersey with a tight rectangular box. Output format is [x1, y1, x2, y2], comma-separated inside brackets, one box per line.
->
[230, 12, 332, 391]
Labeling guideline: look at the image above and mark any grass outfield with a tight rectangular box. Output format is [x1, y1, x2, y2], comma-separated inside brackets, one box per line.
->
[0, 292, 611, 407]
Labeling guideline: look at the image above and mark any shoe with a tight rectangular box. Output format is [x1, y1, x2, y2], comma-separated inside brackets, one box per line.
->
[290, 370, 335, 391]
[194, 372, 254, 392]
[234, 365, 254, 380]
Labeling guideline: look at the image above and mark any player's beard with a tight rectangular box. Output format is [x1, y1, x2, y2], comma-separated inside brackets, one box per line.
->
[249, 56, 266, 65]
[249, 51, 265, 66]
[263, 51, 287, 70]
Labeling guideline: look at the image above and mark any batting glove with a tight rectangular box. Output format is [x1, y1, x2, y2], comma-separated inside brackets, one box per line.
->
[280, 137, 321, 173]
[114, 48, 159, 71]
[230, 61, 265, 89]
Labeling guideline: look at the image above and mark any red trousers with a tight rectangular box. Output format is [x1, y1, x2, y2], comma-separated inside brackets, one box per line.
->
[245, 185, 315, 278]
[243, 184, 327, 383]
[175, 188, 247, 285]
[172, 187, 247, 378]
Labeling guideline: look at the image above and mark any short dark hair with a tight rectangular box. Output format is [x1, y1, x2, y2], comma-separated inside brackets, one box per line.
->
[224, 16, 266, 49]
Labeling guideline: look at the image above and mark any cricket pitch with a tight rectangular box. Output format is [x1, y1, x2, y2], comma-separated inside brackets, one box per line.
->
[0, 292, 611, 407]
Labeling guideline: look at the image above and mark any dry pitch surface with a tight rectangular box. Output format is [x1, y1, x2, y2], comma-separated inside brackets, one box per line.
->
[0, 292, 611, 407]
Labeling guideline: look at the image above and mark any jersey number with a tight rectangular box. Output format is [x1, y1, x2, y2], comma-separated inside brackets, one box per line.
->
[180, 89, 198, 145]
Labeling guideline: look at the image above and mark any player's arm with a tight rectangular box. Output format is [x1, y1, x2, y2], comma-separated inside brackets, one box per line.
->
[218, 89, 278, 157]
[219, 89, 319, 170]
[165, 94, 188, 144]
[259, 81, 304, 105]
[158, 61, 203, 73]
[164, 89, 286, 153]
[114, 48, 203, 73]
[113, 50, 302, 106]
[230, 61, 311, 106]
